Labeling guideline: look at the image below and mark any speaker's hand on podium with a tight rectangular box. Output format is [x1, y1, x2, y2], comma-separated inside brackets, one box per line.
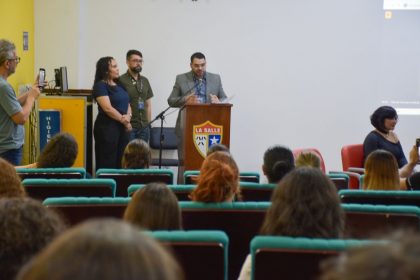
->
[185, 93, 198, 105]
[210, 94, 220, 104]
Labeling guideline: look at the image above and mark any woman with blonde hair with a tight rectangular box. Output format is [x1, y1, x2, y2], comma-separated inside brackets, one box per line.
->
[295, 151, 321, 170]
[124, 183, 181, 230]
[190, 151, 240, 202]
[121, 139, 151, 169]
[364, 149, 400, 190]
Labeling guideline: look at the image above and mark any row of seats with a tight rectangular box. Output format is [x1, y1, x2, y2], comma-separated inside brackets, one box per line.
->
[18, 168, 350, 199]
[42, 198, 420, 280]
[149, 230, 375, 280]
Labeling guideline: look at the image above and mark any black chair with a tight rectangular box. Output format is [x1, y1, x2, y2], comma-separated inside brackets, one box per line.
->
[149, 127, 179, 167]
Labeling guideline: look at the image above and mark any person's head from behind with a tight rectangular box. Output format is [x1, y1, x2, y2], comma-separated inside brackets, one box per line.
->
[124, 183, 181, 230]
[126, 49, 143, 74]
[261, 167, 344, 238]
[190, 52, 206, 79]
[17, 219, 183, 280]
[0, 39, 18, 76]
[321, 242, 408, 280]
[0, 158, 26, 198]
[207, 144, 230, 156]
[263, 145, 295, 183]
[37, 132, 78, 168]
[94, 56, 119, 85]
[0, 197, 65, 280]
[295, 151, 321, 170]
[370, 106, 398, 134]
[364, 149, 399, 190]
[190, 151, 240, 202]
[121, 139, 151, 169]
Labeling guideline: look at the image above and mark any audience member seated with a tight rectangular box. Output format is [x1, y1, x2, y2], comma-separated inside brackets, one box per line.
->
[363, 149, 400, 190]
[207, 143, 229, 156]
[0, 198, 65, 279]
[321, 233, 420, 280]
[363, 106, 418, 178]
[190, 151, 240, 202]
[0, 158, 26, 198]
[238, 167, 344, 280]
[124, 183, 181, 230]
[16, 132, 78, 168]
[16, 219, 183, 280]
[121, 139, 151, 169]
[262, 145, 295, 183]
[404, 172, 420, 190]
[295, 151, 321, 169]
[38, 133, 78, 168]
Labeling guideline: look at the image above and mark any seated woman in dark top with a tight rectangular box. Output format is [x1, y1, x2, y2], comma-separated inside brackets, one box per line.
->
[363, 106, 418, 178]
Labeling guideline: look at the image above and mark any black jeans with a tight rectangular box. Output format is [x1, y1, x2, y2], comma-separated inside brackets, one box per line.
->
[94, 114, 129, 170]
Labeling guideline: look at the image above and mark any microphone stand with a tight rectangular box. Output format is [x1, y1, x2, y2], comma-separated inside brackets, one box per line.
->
[145, 106, 172, 169]
[145, 82, 197, 168]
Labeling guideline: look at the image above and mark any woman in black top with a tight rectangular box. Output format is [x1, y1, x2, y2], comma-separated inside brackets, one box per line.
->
[93, 57, 132, 170]
[363, 106, 417, 178]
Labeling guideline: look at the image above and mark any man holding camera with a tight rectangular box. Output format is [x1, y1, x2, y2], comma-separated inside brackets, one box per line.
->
[0, 39, 40, 165]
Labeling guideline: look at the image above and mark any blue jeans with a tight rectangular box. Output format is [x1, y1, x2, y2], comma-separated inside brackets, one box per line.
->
[0, 146, 23, 166]
[129, 127, 150, 143]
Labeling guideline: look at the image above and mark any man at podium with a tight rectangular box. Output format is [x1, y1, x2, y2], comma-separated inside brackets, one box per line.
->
[168, 52, 227, 138]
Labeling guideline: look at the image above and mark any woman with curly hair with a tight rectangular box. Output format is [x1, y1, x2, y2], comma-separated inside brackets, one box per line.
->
[0, 158, 26, 198]
[121, 139, 151, 169]
[238, 167, 345, 280]
[36, 132, 78, 168]
[124, 183, 181, 230]
[16, 219, 182, 280]
[190, 151, 240, 202]
[0, 197, 65, 279]
[363, 149, 400, 190]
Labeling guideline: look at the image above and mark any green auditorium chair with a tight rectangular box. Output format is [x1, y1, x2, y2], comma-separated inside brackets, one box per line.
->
[43, 197, 130, 225]
[342, 203, 420, 238]
[184, 170, 260, 184]
[179, 201, 269, 280]
[339, 189, 420, 207]
[128, 184, 196, 201]
[22, 178, 116, 200]
[239, 182, 276, 201]
[16, 167, 86, 179]
[151, 230, 229, 280]
[96, 168, 174, 196]
[250, 236, 374, 280]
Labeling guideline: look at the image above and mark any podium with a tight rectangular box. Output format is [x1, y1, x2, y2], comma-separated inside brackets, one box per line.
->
[179, 103, 232, 172]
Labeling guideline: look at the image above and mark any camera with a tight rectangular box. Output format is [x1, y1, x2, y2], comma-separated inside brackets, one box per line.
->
[38, 68, 46, 90]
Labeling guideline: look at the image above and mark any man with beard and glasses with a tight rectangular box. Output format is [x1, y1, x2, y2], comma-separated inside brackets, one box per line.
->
[168, 52, 228, 166]
[119, 50, 154, 143]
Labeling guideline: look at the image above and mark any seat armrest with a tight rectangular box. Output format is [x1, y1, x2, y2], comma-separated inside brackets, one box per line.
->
[348, 167, 365, 174]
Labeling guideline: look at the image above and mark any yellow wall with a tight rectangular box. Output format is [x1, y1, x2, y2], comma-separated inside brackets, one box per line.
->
[0, 0, 35, 91]
[0, 0, 34, 164]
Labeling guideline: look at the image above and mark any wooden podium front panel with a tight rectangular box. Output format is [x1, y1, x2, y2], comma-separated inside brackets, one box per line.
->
[181, 104, 232, 171]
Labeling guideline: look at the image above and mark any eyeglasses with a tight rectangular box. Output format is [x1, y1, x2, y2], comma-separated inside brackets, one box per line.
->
[8, 57, 21, 63]
[130, 59, 143, 64]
